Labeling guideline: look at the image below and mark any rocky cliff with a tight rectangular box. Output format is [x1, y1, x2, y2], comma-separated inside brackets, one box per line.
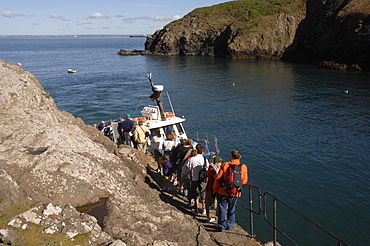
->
[144, 0, 306, 59]
[283, 0, 370, 70]
[0, 60, 219, 245]
[142, 0, 370, 70]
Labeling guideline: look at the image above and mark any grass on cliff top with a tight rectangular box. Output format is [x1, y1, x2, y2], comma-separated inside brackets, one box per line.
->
[186, 0, 303, 29]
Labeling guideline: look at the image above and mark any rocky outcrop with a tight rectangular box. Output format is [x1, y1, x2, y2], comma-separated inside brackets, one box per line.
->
[283, 0, 370, 70]
[0, 60, 217, 245]
[144, 0, 306, 59]
[139, 0, 370, 70]
[117, 49, 143, 55]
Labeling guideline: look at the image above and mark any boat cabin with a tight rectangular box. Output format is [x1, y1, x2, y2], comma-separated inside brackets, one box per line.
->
[137, 105, 188, 140]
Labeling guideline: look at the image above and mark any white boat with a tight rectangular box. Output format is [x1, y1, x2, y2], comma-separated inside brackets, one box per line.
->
[98, 73, 219, 158]
[67, 69, 77, 73]
[139, 73, 219, 158]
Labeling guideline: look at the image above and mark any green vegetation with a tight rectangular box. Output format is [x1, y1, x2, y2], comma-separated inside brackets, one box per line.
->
[14, 223, 89, 246]
[0, 203, 30, 228]
[186, 0, 304, 30]
[190, 0, 296, 18]
[0, 197, 3, 203]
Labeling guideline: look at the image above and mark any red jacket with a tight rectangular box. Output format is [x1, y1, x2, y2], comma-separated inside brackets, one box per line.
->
[213, 159, 248, 197]
[205, 166, 217, 193]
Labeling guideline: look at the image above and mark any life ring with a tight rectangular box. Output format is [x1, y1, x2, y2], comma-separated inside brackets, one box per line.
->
[164, 112, 174, 118]
[133, 117, 147, 123]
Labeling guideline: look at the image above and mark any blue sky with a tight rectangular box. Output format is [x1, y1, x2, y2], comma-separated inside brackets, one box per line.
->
[0, 0, 228, 35]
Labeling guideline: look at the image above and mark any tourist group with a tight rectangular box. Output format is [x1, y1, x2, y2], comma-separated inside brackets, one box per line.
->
[94, 114, 248, 232]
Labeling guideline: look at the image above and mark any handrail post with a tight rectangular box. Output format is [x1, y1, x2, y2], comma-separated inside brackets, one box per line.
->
[273, 198, 277, 246]
[249, 185, 255, 237]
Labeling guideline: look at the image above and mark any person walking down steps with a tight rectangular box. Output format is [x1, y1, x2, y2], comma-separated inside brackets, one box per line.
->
[213, 150, 248, 232]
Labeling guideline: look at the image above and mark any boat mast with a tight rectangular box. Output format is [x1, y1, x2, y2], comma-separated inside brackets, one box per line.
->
[146, 73, 166, 121]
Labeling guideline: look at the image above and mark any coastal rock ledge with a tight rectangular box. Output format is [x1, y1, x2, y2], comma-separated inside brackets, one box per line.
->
[0, 59, 225, 245]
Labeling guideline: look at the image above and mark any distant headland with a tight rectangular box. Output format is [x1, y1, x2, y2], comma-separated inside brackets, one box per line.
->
[0, 34, 146, 38]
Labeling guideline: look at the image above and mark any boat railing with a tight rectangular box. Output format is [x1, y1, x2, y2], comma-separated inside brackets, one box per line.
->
[192, 132, 220, 155]
[237, 184, 350, 246]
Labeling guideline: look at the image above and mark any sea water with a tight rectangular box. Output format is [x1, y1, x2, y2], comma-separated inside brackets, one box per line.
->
[1, 37, 369, 246]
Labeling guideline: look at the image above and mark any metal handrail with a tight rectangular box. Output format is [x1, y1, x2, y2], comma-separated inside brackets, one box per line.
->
[237, 184, 263, 237]
[237, 184, 350, 246]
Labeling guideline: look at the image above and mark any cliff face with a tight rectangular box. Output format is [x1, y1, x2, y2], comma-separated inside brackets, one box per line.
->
[0, 60, 217, 245]
[145, 0, 306, 59]
[283, 0, 370, 70]
[144, 0, 370, 70]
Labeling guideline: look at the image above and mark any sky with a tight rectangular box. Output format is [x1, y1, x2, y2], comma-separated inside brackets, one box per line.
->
[0, 0, 228, 36]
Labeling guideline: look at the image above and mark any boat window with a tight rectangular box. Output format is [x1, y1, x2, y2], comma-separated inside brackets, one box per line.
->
[176, 123, 185, 135]
[150, 128, 165, 137]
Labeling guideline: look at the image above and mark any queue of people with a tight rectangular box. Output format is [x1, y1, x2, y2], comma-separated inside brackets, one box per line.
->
[95, 116, 248, 232]
[95, 114, 135, 146]
[95, 114, 146, 148]
[152, 137, 249, 231]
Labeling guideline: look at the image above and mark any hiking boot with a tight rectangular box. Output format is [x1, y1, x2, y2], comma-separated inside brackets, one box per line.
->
[191, 210, 198, 216]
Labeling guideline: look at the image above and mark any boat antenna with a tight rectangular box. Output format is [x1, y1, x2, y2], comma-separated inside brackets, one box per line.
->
[166, 91, 175, 116]
[132, 95, 145, 117]
[146, 73, 166, 120]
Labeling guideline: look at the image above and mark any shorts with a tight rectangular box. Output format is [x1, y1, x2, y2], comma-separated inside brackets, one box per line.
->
[189, 180, 200, 201]
[198, 182, 207, 201]
[190, 180, 206, 202]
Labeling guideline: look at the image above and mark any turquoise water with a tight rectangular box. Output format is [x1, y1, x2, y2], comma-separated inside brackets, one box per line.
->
[1, 37, 369, 245]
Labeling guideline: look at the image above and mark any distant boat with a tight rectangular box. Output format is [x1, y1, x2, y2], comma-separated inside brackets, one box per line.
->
[129, 34, 147, 38]
[67, 69, 77, 73]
